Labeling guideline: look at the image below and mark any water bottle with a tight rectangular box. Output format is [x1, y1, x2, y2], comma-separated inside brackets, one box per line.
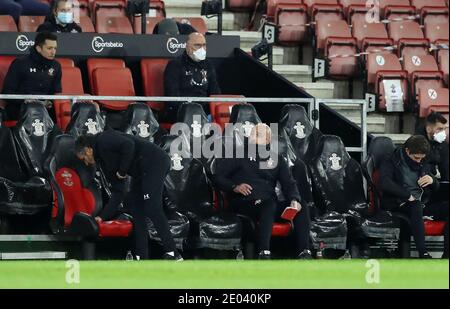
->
[316, 242, 324, 259]
[236, 250, 244, 260]
[340, 249, 352, 260]
[126, 250, 134, 261]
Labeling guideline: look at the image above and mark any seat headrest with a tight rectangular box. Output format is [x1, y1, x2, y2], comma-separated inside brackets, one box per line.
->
[50, 134, 77, 168]
[177, 102, 209, 129]
[229, 104, 261, 125]
[316, 135, 351, 170]
[159, 134, 191, 158]
[279, 104, 313, 138]
[125, 103, 159, 140]
[66, 102, 104, 137]
[154, 18, 180, 35]
[368, 136, 395, 168]
[17, 101, 55, 132]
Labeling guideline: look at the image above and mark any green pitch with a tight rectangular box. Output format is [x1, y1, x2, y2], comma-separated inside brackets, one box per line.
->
[0, 260, 448, 289]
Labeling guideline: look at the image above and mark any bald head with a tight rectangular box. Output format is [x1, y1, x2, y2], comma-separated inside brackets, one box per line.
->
[186, 32, 207, 62]
[249, 123, 272, 145]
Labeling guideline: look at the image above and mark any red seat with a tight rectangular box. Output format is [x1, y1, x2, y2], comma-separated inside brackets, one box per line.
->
[388, 21, 429, 57]
[227, 0, 258, 12]
[376, 70, 409, 111]
[92, 67, 135, 110]
[56, 58, 75, 68]
[18, 16, 45, 32]
[173, 17, 208, 34]
[438, 49, 449, 86]
[411, 0, 447, 14]
[87, 58, 125, 93]
[209, 95, 243, 130]
[421, 7, 449, 25]
[98, 220, 133, 237]
[367, 53, 403, 85]
[418, 87, 449, 117]
[425, 22, 449, 44]
[338, 0, 366, 17]
[275, 2, 308, 45]
[74, 0, 90, 16]
[55, 66, 85, 131]
[0, 56, 15, 93]
[78, 15, 95, 32]
[95, 14, 133, 34]
[133, 16, 164, 34]
[272, 222, 292, 237]
[384, 4, 416, 21]
[352, 19, 390, 50]
[379, 0, 412, 18]
[148, 0, 166, 17]
[347, 3, 370, 24]
[140, 58, 169, 112]
[311, 2, 344, 23]
[0, 15, 18, 32]
[424, 220, 447, 236]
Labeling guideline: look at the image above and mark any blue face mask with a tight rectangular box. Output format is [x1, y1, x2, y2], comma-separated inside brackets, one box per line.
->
[57, 12, 73, 24]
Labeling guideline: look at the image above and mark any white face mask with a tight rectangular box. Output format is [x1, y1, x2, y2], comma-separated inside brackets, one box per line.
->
[192, 47, 206, 62]
[433, 130, 447, 143]
[57, 12, 73, 24]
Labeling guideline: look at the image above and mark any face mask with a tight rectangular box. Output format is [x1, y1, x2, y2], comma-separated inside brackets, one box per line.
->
[57, 12, 73, 24]
[192, 47, 206, 62]
[433, 130, 447, 143]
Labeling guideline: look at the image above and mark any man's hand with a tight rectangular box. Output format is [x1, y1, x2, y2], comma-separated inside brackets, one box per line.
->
[233, 183, 253, 196]
[95, 216, 103, 223]
[290, 200, 302, 211]
[116, 171, 127, 179]
[408, 195, 416, 202]
[418, 175, 433, 187]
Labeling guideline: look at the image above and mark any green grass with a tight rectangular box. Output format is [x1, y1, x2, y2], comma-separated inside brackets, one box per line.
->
[0, 260, 448, 289]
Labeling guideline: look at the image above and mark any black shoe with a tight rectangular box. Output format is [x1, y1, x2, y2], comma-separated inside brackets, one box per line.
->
[258, 250, 271, 260]
[298, 249, 313, 260]
[420, 252, 433, 259]
[163, 251, 184, 261]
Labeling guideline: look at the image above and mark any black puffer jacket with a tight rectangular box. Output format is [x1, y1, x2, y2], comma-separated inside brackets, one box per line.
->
[37, 15, 82, 33]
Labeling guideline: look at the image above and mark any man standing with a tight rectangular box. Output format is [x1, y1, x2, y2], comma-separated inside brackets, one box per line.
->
[214, 124, 312, 259]
[1, 31, 61, 120]
[75, 130, 182, 261]
[163, 32, 221, 122]
[37, 0, 82, 33]
[415, 112, 449, 181]
[380, 135, 448, 258]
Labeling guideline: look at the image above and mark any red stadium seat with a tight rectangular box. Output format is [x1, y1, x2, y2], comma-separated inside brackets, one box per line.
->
[424, 220, 447, 236]
[352, 19, 390, 50]
[421, 7, 449, 25]
[140, 58, 169, 112]
[311, 2, 344, 23]
[95, 14, 133, 34]
[227, 0, 258, 12]
[0, 15, 18, 32]
[78, 15, 95, 32]
[367, 53, 402, 85]
[209, 95, 244, 130]
[133, 16, 164, 34]
[87, 58, 125, 93]
[74, 0, 90, 16]
[272, 222, 292, 237]
[375, 70, 409, 111]
[388, 21, 429, 57]
[339, 0, 366, 17]
[379, 0, 412, 18]
[425, 22, 449, 44]
[275, 2, 308, 45]
[411, 0, 447, 14]
[384, 5, 416, 21]
[148, 0, 166, 17]
[56, 58, 75, 68]
[418, 87, 449, 117]
[18, 16, 45, 32]
[438, 49, 449, 86]
[92, 67, 135, 110]
[0, 56, 15, 93]
[173, 17, 208, 34]
[347, 3, 370, 24]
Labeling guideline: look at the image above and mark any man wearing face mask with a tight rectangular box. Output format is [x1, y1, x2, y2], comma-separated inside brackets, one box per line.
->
[37, 0, 82, 33]
[415, 112, 449, 181]
[380, 135, 448, 258]
[1, 31, 61, 121]
[163, 32, 221, 122]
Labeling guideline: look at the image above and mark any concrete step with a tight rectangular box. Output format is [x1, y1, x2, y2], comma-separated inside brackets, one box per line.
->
[273, 65, 312, 83]
[325, 103, 363, 119]
[163, 0, 205, 15]
[165, 12, 249, 31]
[295, 82, 335, 99]
[348, 116, 386, 134]
[373, 133, 411, 145]
[242, 46, 285, 65]
[223, 30, 262, 49]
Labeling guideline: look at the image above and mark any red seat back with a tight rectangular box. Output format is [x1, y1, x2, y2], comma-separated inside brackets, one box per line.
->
[87, 58, 125, 93]
[133, 16, 164, 34]
[92, 67, 135, 110]
[140, 58, 169, 111]
[0, 15, 18, 32]
[0, 56, 15, 93]
[209, 95, 244, 130]
[18, 16, 45, 32]
[418, 87, 449, 117]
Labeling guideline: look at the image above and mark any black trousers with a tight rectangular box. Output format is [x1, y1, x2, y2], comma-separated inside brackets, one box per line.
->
[127, 149, 176, 259]
[232, 198, 311, 253]
[395, 200, 449, 256]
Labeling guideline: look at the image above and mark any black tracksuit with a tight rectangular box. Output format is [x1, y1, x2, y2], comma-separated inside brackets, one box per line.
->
[36, 15, 82, 33]
[214, 150, 311, 253]
[93, 130, 176, 259]
[380, 147, 448, 256]
[163, 51, 221, 121]
[415, 126, 449, 181]
[2, 47, 62, 120]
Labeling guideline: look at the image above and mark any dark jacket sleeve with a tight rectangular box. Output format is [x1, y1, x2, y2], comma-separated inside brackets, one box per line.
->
[98, 180, 126, 221]
[164, 59, 181, 97]
[36, 22, 51, 33]
[439, 143, 449, 181]
[99, 131, 136, 176]
[278, 156, 301, 203]
[207, 62, 221, 95]
[2, 59, 21, 94]
[52, 63, 62, 93]
[214, 158, 239, 192]
[379, 159, 411, 200]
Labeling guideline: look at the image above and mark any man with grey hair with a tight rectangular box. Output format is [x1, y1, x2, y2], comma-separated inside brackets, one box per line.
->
[163, 32, 221, 122]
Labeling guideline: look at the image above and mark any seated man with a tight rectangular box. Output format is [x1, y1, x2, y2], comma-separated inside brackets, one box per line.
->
[153, 18, 197, 35]
[1, 31, 61, 121]
[415, 112, 449, 181]
[163, 32, 221, 122]
[37, 0, 82, 33]
[380, 135, 449, 258]
[214, 124, 312, 259]
[0, 0, 50, 22]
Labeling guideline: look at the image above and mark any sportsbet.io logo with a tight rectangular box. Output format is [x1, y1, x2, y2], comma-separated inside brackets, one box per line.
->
[91, 36, 124, 53]
[16, 34, 34, 52]
[167, 37, 186, 54]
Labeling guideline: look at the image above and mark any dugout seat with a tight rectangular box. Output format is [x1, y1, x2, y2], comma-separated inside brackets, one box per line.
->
[388, 21, 429, 58]
[209, 95, 242, 131]
[87, 58, 125, 93]
[123, 103, 165, 144]
[140, 58, 169, 112]
[92, 67, 135, 110]
[78, 15, 95, 32]
[65, 101, 105, 137]
[0, 56, 15, 93]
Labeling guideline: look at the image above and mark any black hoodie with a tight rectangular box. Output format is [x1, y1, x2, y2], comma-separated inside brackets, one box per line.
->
[37, 15, 82, 33]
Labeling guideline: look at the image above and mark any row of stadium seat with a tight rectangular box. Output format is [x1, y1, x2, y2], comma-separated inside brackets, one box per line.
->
[0, 14, 208, 35]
